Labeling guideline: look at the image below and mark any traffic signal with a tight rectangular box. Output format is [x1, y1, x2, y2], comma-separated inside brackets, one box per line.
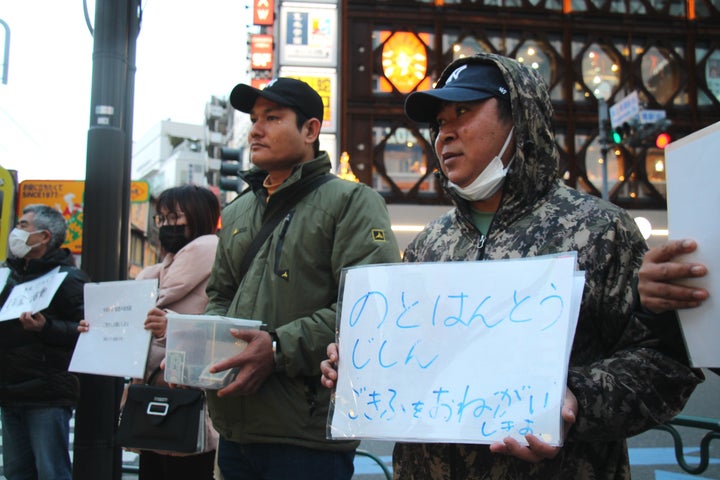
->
[610, 119, 670, 148]
[611, 122, 633, 145]
[219, 147, 242, 192]
[655, 132, 671, 149]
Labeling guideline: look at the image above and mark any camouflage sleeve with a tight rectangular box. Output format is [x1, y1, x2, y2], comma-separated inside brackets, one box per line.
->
[566, 217, 703, 441]
[567, 324, 702, 441]
[632, 294, 694, 365]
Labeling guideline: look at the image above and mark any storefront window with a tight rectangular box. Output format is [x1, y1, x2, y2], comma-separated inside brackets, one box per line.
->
[373, 125, 435, 194]
[581, 43, 621, 100]
[452, 36, 492, 60]
[585, 136, 622, 196]
[515, 40, 554, 86]
[705, 50, 720, 103]
[641, 46, 680, 105]
[381, 32, 430, 93]
[373, 29, 432, 94]
[645, 148, 667, 198]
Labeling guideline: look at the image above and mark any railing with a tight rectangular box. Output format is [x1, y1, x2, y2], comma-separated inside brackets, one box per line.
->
[651, 414, 720, 475]
[355, 449, 393, 479]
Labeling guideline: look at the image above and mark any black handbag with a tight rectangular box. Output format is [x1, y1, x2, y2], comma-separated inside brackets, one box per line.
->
[116, 369, 206, 454]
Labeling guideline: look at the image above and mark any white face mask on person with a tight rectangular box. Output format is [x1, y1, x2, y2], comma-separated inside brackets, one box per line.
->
[8, 228, 42, 258]
[448, 127, 515, 202]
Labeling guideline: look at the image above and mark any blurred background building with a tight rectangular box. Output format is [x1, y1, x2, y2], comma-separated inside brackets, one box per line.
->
[129, 0, 720, 260]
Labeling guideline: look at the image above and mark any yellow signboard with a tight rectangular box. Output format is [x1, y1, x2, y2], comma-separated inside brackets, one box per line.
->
[280, 67, 337, 133]
[17, 180, 150, 254]
[0, 166, 16, 261]
[130, 181, 150, 203]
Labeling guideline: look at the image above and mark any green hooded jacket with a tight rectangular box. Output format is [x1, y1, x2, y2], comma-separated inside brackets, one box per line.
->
[205, 152, 401, 451]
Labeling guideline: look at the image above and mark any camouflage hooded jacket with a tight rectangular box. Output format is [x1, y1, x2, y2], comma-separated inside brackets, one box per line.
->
[393, 53, 702, 480]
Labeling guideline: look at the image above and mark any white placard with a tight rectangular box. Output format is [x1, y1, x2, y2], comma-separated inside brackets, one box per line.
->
[0, 267, 11, 293]
[330, 253, 584, 446]
[0, 267, 67, 321]
[69, 279, 158, 378]
[665, 120, 720, 367]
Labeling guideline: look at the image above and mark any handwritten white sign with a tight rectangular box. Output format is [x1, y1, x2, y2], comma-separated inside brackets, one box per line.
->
[0, 267, 67, 321]
[330, 253, 584, 446]
[69, 279, 158, 378]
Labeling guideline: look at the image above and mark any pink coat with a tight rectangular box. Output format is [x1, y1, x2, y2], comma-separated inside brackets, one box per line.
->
[134, 234, 219, 455]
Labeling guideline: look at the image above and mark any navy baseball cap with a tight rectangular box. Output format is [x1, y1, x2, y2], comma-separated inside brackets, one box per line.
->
[404, 62, 510, 123]
[230, 78, 324, 121]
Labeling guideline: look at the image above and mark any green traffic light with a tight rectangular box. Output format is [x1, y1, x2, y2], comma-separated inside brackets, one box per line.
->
[611, 129, 623, 144]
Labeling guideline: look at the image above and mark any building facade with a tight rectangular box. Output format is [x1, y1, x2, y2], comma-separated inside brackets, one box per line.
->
[340, 0, 720, 213]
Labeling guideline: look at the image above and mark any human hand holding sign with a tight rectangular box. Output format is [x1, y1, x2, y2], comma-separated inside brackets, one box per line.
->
[19, 311, 46, 332]
[488, 387, 578, 463]
[322, 340, 578, 463]
[320, 342, 339, 389]
[638, 239, 709, 314]
[143, 307, 168, 338]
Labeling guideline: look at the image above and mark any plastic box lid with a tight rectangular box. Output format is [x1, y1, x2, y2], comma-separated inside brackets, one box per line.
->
[165, 313, 262, 389]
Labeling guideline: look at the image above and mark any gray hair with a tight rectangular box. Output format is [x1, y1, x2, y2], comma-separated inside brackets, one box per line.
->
[22, 204, 67, 250]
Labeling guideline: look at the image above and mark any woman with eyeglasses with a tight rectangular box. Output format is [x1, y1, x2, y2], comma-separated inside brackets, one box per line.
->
[81, 184, 222, 479]
[137, 184, 221, 479]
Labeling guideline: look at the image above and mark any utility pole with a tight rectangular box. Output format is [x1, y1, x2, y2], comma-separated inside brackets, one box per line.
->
[74, 1, 141, 479]
[597, 98, 611, 201]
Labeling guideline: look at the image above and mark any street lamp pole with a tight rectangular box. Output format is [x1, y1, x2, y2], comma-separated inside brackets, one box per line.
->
[75, 1, 140, 479]
[598, 98, 610, 201]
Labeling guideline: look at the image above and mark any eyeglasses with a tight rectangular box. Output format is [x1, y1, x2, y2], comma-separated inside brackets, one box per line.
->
[153, 212, 184, 227]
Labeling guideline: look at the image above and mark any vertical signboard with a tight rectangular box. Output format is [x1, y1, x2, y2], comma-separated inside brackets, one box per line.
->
[251, 34, 274, 71]
[280, 3, 337, 67]
[279, 67, 337, 132]
[254, 0, 275, 25]
[0, 166, 15, 261]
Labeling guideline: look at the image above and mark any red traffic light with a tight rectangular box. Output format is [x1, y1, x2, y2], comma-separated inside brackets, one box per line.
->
[655, 132, 671, 149]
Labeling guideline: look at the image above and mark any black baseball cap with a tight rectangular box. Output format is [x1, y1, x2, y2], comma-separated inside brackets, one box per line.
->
[404, 62, 510, 123]
[230, 78, 324, 121]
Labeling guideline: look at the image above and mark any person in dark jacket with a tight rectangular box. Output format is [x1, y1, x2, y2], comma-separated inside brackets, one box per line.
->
[322, 53, 702, 479]
[0, 204, 90, 480]
[203, 77, 401, 480]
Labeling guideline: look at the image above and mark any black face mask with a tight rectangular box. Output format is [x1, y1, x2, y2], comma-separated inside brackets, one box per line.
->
[159, 225, 189, 254]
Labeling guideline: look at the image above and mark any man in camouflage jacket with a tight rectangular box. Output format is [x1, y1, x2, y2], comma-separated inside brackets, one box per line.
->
[327, 53, 703, 479]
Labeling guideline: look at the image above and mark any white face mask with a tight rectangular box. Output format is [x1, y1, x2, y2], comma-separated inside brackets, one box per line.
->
[448, 127, 515, 202]
[8, 228, 41, 259]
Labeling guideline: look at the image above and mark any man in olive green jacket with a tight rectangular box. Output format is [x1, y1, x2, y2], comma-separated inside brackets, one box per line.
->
[204, 78, 401, 480]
